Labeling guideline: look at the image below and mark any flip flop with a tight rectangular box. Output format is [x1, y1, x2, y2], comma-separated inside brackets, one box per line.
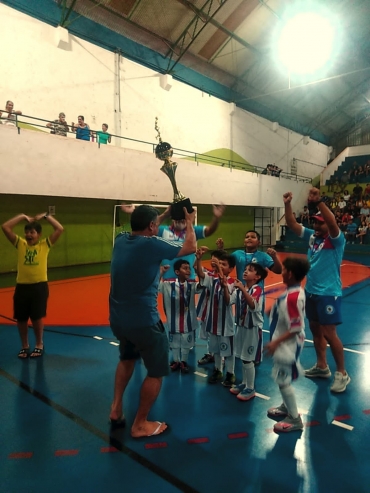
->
[18, 348, 30, 359]
[30, 347, 44, 358]
[109, 416, 126, 429]
[131, 421, 170, 439]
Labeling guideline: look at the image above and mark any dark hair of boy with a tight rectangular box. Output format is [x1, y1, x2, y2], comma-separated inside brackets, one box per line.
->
[219, 252, 236, 269]
[246, 229, 260, 241]
[248, 263, 268, 281]
[283, 257, 310, 282]
[174, 259, 190, 272]
[24, 221, 42, 234]
[210, 249, 227, 259]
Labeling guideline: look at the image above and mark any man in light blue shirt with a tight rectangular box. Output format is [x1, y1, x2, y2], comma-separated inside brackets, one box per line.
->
[284, 187, 350, 393]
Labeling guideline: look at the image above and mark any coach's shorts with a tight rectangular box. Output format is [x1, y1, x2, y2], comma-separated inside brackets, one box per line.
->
[305, 292, 342, 326]
[111, 321, 169, 378]
[13, 282, 49, 322]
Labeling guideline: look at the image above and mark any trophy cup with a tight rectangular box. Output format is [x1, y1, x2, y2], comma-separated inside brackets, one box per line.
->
[154, 117, 193, 220]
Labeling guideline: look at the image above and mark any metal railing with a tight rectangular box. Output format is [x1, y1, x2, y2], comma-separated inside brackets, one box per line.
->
[0, 110, 312, 183]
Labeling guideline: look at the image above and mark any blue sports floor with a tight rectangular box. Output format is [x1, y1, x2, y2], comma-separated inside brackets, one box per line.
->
[1, 266, 370, 492]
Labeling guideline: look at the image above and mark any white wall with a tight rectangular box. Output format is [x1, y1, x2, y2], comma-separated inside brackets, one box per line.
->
[0, 125, 310, 210]
[0, 4, 329, 179]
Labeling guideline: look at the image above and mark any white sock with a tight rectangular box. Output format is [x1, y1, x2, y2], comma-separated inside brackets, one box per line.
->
[214, 354, 222, 371]
[242, 361, 255, 389]
[171, 348, 180, 362]
[279, 385, 299, 419]
[181, 348, 190, 362]
[225, 355, 235, 375]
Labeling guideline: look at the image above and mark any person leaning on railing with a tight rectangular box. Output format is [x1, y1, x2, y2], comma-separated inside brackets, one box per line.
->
[46, 112, 69, 137]
[0, 100, 22, 126]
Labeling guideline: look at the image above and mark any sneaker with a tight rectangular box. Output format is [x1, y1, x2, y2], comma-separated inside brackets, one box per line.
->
[330, 371, 351, 393]
[170, 361, 180, 371]
[304, 364, 332, 379]
[267, 403, 288, 417]
[208, 369, 223, 384]
[237, 387, 256, 401]
[198, 353, 215, 365]
[180, 361, 190, 374]
[273, 415, 303, 433]
[229, 383, 245, 395]
[222, 372, 236, 387]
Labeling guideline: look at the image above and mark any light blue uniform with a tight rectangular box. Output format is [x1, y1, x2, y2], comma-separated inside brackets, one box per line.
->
[158, 225, 206, 279]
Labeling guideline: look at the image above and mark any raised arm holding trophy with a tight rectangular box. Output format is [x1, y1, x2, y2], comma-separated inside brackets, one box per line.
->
[154, 117, 193, 220]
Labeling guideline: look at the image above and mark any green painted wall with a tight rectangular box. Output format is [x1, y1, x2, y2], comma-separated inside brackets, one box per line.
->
[0, 194, 254, 274]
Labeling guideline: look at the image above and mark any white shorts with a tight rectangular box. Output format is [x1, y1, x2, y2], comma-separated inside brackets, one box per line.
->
[169, 331, 195, 350]
[234, 325, 259, 361]
[199, 320, 208, 340]
[208, 334, 234, 357]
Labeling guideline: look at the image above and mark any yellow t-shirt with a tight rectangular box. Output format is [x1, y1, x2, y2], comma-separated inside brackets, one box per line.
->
[14, 236, 52, 284]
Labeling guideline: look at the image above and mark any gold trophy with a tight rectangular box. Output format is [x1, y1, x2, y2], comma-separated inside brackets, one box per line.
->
[154, 117, 193, 219]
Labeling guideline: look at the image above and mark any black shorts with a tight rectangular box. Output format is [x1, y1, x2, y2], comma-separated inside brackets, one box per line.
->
[111, 320, 169, 378]
[13, 282, 49, 322]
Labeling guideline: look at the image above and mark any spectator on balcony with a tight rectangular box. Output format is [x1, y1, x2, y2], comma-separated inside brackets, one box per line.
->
[272, 165, 282, 177]
[71, 115, 91, 141]
[96, 123, 111, 145]
[46, 112, 69, 137]
[0, 100, 22, 126]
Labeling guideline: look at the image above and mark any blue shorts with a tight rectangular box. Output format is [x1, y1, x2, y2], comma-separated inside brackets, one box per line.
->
[111, 320, 169, 378]
[305, 292, 342, 326]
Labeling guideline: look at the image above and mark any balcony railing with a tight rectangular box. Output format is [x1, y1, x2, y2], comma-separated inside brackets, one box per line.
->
[0, 110, 312, 183]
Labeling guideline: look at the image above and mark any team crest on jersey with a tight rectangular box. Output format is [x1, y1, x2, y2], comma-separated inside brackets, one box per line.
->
[220, 342, 228, 352]
[248, 346, 254, 355]
[325, 305, 335, 314]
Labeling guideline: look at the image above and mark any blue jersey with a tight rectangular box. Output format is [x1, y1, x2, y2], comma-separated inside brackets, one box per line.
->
[231, 249, 274, 285]
[109, 233, 181, 329]
[301, 227, 345, 297]
[158, 224, 206, 279]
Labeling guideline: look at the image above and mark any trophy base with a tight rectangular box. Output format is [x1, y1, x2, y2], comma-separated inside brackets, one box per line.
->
[171, 198, 193, 220]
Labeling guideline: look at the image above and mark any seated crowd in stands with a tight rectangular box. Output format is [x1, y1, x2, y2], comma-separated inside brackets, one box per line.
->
[261, 163, 282, 176]
[0, 101, 111, 145]
[297, 187, 370, 244]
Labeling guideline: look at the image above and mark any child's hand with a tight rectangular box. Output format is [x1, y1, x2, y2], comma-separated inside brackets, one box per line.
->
[219, 275, 228, 288]
[216, 238, 224, 249]
[160, 265, 170, 276]
[199, 245, 209, 255]
[196, 248, 204, 259]
[121, 204, 135, 214]
[234, 279, 244, 289]
[264, 340, 279, 356]
[266, 247, 277, 259]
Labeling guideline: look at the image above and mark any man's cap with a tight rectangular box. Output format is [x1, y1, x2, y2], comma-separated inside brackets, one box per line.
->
[312, 212, 325, 222]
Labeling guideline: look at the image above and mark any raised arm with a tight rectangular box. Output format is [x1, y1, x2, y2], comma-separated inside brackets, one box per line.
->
[34, 213, 64, 245]
[266, 248, 282, 274]
[204, 204, 225, 237]
[195, 248, 205, 280]
[283, 192, 303, 236]
[308, 187, 340, 238]
[177, 208, 196, 257]
[2, 214, 32, 244]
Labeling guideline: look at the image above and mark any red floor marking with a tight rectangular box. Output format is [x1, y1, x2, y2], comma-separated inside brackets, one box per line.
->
[333, 414, 351, 421]
[8, 452, 33, 459]
[144, 442, 167, 449]
[363, 409, 370, 415]
[228, 432, 248, 439]
[54, 449, 79, 457]
[305, 420, 321, 427]
[100, 446, 119, 453]
[187, 437, 209, 444]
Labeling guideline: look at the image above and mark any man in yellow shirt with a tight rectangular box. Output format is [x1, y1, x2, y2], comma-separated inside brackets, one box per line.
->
[2, 213, 64, 358]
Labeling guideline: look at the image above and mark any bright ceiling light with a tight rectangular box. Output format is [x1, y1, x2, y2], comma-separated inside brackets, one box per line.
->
[277, 12, 336, 74]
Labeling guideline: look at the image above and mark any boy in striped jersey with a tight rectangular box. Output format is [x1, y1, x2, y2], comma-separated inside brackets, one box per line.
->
[265, 257, 310, 433]
[196, 249, 227, 366]
[196, 249, 236, 386]
[159, 259, 201, 373]
[230, 263, 267, 401]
